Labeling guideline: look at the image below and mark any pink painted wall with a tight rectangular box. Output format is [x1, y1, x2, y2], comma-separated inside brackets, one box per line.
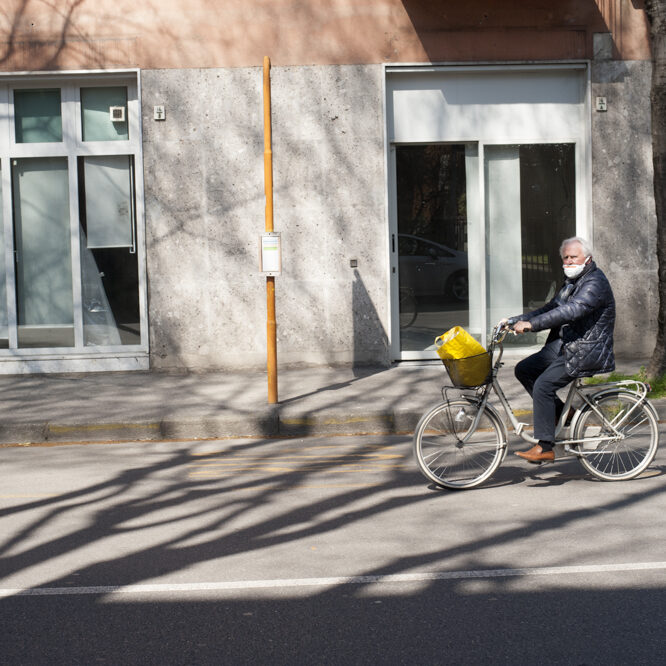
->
[0, 0, 650, 72]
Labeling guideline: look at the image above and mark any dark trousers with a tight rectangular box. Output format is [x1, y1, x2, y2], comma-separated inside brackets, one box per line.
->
[514, 339, 573, 446]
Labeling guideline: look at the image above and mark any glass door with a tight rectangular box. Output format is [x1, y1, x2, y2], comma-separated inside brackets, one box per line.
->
[395, 144, 471, 353]
[0, 161, 7, 348]
[0, 77, 147, 372]
[393, 142, 576, 357]
[78, 154, 140, 346]
[12, 157, 74, 347]
[485, 143, 576, 348]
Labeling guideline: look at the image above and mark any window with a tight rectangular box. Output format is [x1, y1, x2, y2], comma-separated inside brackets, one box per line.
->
[0, 74, 146, 371]
[14, 89, 63, 143]
[81, 87, 128, 141]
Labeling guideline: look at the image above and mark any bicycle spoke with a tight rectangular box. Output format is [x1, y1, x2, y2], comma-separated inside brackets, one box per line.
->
[414, 400, 505, 489]
[574, 392, 658, 481]
[619, 415, 649, 437]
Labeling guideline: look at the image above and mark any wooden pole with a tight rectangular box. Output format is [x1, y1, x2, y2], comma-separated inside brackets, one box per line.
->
[263, 56, 278, 404]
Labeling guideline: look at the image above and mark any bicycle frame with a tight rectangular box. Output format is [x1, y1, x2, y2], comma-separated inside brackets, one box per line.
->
[459, 326, 653, 459]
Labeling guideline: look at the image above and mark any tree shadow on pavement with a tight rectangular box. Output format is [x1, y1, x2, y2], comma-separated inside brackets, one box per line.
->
[0, 435, 664, 663]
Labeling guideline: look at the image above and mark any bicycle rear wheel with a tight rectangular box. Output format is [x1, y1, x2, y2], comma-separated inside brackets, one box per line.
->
[413, 400, 506, 489]
[572, 391, 659, 481]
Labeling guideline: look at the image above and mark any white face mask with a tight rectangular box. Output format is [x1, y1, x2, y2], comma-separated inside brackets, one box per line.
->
[563, 257, 590, 279]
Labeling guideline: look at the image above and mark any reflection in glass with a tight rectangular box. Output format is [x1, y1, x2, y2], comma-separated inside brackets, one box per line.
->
[12, 158, 74, 348]
[0, 162, 7, 348]
[83, 156, 133, 248]
[396, 143, 576, 354]
[14, 89, 63, 143]
[396, 145, 469, 352]
[81, 87, 129, 141]
[485, 144, 575, 347]
[78, 156, 140, 346]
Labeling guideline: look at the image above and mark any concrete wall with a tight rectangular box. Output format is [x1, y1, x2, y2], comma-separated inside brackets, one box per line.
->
[591, 58, 657, 357]
[141, 65, 389, 370]
[142, 56, 657, 370]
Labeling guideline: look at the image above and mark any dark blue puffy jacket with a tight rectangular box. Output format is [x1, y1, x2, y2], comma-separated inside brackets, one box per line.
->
[512, 261, 615, 377]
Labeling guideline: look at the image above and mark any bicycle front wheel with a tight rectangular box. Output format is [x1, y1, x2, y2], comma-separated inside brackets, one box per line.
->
[572, 391, 659, 481]
[413, 400, 506, 490]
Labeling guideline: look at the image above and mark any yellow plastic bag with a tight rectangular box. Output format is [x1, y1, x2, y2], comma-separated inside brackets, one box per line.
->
[436, 327, 491, 387]
[435, 326, 485, 360]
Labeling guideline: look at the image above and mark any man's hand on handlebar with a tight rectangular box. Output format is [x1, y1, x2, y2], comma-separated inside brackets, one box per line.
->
[497, 318, 532, 335]
[512, 320, 532, 334]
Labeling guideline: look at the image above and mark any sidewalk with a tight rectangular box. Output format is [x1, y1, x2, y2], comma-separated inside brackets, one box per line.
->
[0, 357, 656, 445]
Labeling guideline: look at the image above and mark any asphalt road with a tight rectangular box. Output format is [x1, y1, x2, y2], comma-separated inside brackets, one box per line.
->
[1, 433, 665, 664]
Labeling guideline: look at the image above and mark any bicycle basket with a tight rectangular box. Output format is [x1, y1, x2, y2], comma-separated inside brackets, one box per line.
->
[442, 351, 493, 388]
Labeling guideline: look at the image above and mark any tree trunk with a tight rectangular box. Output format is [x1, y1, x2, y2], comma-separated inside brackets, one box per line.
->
[646, 0, 666, 377]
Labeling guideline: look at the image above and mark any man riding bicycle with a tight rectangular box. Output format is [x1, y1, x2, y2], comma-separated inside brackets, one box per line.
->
[504, 236, 616, 463]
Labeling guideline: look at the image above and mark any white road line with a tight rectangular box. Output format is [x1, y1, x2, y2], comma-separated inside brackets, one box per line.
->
[2, 561, 666, 598]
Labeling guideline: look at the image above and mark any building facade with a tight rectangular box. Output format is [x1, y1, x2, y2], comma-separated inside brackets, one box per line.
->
[0, 0, 656, 373]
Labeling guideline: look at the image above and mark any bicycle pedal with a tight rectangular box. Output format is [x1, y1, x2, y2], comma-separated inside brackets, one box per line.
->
[515, 422, 529, 436]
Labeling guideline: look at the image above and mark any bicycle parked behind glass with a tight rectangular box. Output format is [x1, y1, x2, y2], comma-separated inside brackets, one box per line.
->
[413, 323, 660, 490]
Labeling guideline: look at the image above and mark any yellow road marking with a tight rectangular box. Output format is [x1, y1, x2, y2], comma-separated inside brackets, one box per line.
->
[185, 478, 385, 488]
[188, 465, 407, 477]
[48, 423, 160, 434]
[189, 454, 403, 466]
[188, 443, 407, 480]
[280, 415, 393, 426]
[190, 463, 405, 474]
[191, 443, 397, 457]
[189, 462, 405, 468]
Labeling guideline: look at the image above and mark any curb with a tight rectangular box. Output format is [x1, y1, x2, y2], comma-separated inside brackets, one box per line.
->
[2, 398, 665, 447]
[0, 409, 424, 445]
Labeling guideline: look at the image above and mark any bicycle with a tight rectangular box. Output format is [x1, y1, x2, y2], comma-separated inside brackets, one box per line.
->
[413, 323, 660, 489]
[399, 286, 418, 329]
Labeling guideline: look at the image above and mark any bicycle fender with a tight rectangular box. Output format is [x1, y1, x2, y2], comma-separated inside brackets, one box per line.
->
[572, 389, 660, 447]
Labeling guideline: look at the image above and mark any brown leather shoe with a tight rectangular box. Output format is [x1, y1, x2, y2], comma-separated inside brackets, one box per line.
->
[515, 444, 555, 463]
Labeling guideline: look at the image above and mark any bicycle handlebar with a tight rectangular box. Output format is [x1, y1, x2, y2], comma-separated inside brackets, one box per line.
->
[491, 321, 512, 346]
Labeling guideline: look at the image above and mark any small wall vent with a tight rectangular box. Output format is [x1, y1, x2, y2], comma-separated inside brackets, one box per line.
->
[109, 106, 126, 122]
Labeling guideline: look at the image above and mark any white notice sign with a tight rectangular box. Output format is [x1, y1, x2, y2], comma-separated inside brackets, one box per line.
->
[260, 232, 282, 275]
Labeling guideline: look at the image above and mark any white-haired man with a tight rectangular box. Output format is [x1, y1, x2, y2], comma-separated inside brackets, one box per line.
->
[506, 237, 616, 463]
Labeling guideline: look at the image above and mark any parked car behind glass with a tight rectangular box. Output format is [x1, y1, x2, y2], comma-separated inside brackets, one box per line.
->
[398, 233, 468, 302]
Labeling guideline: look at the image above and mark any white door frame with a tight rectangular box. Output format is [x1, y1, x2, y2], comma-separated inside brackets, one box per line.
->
[385, 62, 592, 361]
[0, 70, 148, 373]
